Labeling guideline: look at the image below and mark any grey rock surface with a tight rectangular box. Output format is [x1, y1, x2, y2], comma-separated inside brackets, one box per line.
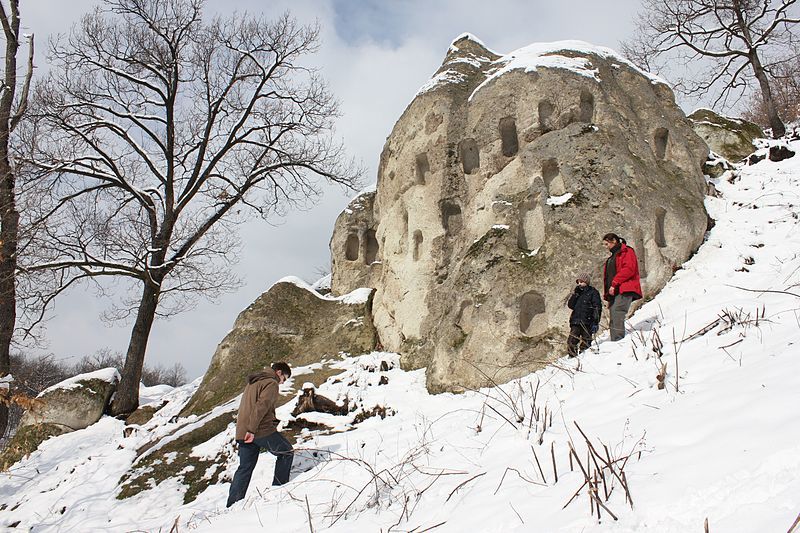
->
[20, 368, 119, 431]
[330, 36, 709, 392]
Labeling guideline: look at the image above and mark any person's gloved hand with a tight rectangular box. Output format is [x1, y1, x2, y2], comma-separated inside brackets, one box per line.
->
[590, 324, 599, 335]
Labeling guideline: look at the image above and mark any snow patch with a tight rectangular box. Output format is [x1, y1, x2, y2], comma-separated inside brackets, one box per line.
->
[546, 192, 574, 206]
[417, 69, 467, 95]
[311, 273, 331, 292]
[139, 383, 175, 405]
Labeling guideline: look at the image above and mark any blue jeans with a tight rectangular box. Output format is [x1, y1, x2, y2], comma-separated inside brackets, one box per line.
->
[226, 432, 294, 507]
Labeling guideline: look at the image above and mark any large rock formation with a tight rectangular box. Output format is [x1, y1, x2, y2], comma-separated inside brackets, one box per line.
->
[688, 108, 763, 162]
[330, 36, 709, 392]
[0, 368, 119, 469]
[181, 278, 377, 416]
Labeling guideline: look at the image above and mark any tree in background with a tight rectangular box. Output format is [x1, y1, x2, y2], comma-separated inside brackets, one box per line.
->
[743, 53, 800, 125]
[22, 0, 361, 415]
[0, 0, 33, 438]
[623, 0, 800, 137]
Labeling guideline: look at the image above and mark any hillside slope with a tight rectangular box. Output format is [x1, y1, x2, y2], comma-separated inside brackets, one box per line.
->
[1, 139, 799, 532]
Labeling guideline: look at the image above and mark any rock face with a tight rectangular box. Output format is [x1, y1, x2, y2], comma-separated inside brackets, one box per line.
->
[181, 278, 377, 416]
[1, 368, 119, 468]
[688, 108, 763, 162]
[330, 36, 709, 392]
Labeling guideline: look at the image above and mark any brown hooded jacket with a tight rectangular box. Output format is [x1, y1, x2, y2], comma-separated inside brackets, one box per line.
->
[235, 369, 280, 440]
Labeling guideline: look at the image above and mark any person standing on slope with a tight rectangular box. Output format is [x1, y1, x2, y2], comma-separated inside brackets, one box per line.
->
[566, 272, 602, 356]
[602, 233, 642, 341]
[226, 362, 293, 507]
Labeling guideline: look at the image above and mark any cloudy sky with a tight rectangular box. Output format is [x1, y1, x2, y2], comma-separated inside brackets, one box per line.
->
[23, 0, 650, 378]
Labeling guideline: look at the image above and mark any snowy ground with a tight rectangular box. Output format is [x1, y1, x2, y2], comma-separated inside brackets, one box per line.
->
[1, 139, 799, 532]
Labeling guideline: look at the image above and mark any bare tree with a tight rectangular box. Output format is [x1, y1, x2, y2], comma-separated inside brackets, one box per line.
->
[743, 52, 800, 125]
[0, 0, 33, 437]
[622, 0, 800, 137]
[22, 0, 361, 415]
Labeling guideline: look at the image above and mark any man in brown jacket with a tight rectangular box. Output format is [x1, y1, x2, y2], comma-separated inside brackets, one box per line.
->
[226, 362, 293, 507]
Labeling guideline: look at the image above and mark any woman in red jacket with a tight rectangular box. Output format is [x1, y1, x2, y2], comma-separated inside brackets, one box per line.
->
[602, 233, 643, 341]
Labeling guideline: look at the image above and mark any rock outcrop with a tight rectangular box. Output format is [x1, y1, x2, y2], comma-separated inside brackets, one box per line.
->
[0, 368, 119, 468]
[688, 108, 763, 162]
[181, 278, 377, 416]
[330, 36, 709, 392]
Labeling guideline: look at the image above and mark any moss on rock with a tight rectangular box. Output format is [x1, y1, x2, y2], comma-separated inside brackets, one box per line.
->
[688, 109, 763, 162]
[118, 412, 235, 504]
[125, 402, 165, 427]
[0, 423, 70, 471]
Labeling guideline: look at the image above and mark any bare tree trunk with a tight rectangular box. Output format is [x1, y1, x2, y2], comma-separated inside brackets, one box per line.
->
[0, 144, 18, 436]
[731, 0, 787, 138]
[0, 0, 20, 438]
[110, 281, 161, 416]
[750, 52, 787, 138]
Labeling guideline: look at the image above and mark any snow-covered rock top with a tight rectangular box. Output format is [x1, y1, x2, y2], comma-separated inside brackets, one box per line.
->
[419, 36, 667, 98]
[343, 183, 377, 215]
[274, 276, 372, 305]
[447, 32, 496, 55]
[39, 367, 120, 397]
[470, 40, 666, 101]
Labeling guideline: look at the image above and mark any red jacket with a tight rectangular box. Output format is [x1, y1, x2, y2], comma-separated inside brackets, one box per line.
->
[602, 243, 643, 301]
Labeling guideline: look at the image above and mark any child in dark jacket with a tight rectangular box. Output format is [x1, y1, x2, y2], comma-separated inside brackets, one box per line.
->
[566, 273, 602, 357]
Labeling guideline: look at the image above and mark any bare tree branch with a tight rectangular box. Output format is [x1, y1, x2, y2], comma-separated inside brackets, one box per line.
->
[622, 0, 800, 136]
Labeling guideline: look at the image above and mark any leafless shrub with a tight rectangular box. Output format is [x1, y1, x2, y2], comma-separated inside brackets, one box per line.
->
[561, 422, 646, 521]
[71, 348, 187, 388]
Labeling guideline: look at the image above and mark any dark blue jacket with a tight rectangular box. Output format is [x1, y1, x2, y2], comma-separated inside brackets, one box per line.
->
[567, 285, 602, 327]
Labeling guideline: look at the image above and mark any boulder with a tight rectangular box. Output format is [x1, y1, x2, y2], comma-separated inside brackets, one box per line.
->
[688, 108, 763, 162]
[0, 368, 119, 468]
[769, 144, 795, 162]
[20, 368, 119, 430]
[181, 278, 377, 416]
[330, 35, 709, 393]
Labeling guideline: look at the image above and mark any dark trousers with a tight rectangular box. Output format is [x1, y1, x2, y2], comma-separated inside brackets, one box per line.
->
[609, 293, 634, 341]
[226, 431, 294, 507]
[567, 324, 592, 357]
